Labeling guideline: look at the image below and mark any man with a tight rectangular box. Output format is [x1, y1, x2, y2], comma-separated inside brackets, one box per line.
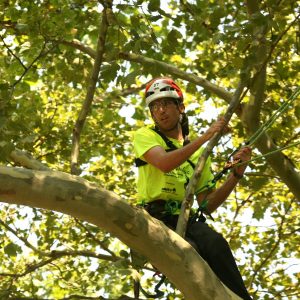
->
[133, 77, 252, 300]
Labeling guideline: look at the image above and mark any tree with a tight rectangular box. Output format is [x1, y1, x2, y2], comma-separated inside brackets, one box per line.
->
[0, 0, 299, 299]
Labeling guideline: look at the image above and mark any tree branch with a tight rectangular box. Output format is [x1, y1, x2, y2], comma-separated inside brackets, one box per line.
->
[176, 81, 247, 237]
[54, 39, 234, 102]
[119, 52, 233, 103]
[0, 34, 27, 69]
[0, 166, 241, 300]
[242, 0, 300, 201]
[249, 198, 294, 299]
[0, 247, 118, 278]
[9, 149, 50, 170]
[0, 218, 119, 280]
[74, 218, 118, 258]
[70, 8, 109, 175]
[58, 39, 96, 58]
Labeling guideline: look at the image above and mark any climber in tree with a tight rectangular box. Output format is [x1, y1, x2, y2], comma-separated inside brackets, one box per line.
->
[133, 77, 252, 300]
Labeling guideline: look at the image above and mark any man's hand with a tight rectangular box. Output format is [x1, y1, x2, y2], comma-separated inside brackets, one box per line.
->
[232, 147, 252, 178]
[204, 116, 231, 140]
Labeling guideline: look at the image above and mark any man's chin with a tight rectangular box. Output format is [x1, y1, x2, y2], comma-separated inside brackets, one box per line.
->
[157, 124, 178, 132]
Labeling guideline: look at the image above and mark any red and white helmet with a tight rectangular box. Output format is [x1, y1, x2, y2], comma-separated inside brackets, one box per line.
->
[145, 77, 183, 106]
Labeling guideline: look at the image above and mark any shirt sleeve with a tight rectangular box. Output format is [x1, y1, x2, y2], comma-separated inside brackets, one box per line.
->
[133, 127, 163, 159]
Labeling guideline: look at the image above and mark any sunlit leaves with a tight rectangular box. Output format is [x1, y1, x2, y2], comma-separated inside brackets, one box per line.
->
[0, 0, 299, 299]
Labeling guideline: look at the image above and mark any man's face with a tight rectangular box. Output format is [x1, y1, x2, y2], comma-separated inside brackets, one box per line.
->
[149, 98, 184, 132]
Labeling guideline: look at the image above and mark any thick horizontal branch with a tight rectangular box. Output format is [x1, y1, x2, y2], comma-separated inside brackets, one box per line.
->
[10, 149, 50, 170]
[0, 166, 240, 300]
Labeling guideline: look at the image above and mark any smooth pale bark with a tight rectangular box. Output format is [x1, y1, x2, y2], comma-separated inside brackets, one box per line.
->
[0, 166, 241, 300]
[10, 149, 50, 171]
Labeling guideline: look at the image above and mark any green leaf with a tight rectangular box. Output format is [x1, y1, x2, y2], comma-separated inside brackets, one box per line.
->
[167, 29, 181, 46]
[119, 250, 129, 258]
[121, 71, 138, 86]
[4, 243, 21, 257]
[0, 141, 14, 160]
[100, 62, 120, 82]
[148, 0, 160, 12]
[294, 104, 300, 118]
[102, 110, 113, 124]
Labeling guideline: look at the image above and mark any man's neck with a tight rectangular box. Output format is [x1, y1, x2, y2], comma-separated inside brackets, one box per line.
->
[159, 124, 183, 141]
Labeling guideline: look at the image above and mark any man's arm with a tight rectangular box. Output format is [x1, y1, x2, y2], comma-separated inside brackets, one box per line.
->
[197, 147, 252, 213]
[143, 119, 229, 173]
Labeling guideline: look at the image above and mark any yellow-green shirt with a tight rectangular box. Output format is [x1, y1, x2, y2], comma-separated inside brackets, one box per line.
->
[133, 127, 214, 204]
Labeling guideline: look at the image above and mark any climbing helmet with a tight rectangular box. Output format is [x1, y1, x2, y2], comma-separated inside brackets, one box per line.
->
[145, 77, 183, 106]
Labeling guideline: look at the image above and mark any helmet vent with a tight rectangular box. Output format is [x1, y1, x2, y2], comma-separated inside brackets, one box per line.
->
[160, 86, 174, 92]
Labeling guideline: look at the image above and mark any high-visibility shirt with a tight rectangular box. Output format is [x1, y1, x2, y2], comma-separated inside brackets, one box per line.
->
[133, 126, 214, 204]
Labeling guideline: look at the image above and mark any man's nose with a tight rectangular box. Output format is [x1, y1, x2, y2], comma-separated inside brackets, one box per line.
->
[157, 104, 166, 112]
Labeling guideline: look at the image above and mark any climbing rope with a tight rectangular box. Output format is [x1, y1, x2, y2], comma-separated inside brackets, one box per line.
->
[213, 86, 300, 182]
[197, 139, 300, 196]
[196, 87, 300, 213]
[246, 86, 300, 146]
[230, 86, 300, 159]
[231, 140, 300, 169]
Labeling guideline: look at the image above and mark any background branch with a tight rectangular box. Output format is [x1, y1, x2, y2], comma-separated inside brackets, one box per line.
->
[70, 9, 109, 175]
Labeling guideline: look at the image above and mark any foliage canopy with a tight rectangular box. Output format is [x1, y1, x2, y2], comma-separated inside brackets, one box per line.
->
[0, 0, 299, 299]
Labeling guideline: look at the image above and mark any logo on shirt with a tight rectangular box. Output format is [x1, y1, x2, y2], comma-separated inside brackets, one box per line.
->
[162, 187, 176, 193]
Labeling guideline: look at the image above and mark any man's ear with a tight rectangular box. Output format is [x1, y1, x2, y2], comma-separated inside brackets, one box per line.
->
[179, 103, 185, 113]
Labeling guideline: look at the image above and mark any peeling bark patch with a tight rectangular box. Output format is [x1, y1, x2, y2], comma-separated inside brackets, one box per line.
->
[125, 223, 133, 230]
[73, 195, 82, 201]
[164, 250, 182, 262]
[0, 189, 16, 195]
[0, 167, 32, 179]
[55, 196, 66, 202]
[113, 219, 138, 237]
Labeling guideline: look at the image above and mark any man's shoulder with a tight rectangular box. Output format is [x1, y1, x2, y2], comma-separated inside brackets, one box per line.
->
[134, 126, 157, 140]
[133, 126, 166, 149]
[135, 126, 154, 135]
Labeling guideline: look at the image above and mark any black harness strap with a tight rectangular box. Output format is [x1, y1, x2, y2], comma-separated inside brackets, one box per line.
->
[135, 128, 195, 169]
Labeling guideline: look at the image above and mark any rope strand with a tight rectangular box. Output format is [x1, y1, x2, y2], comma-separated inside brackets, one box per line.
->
[196, 87, 300, 195]
[232, 140, 300, 168]
[246, 86, 300, 146]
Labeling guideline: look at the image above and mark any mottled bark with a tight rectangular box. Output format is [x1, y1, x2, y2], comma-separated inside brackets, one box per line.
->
[0, 166, 241, 300]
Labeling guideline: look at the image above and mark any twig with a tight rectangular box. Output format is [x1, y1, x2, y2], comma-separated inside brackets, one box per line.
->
[0, 34, 27, 69]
